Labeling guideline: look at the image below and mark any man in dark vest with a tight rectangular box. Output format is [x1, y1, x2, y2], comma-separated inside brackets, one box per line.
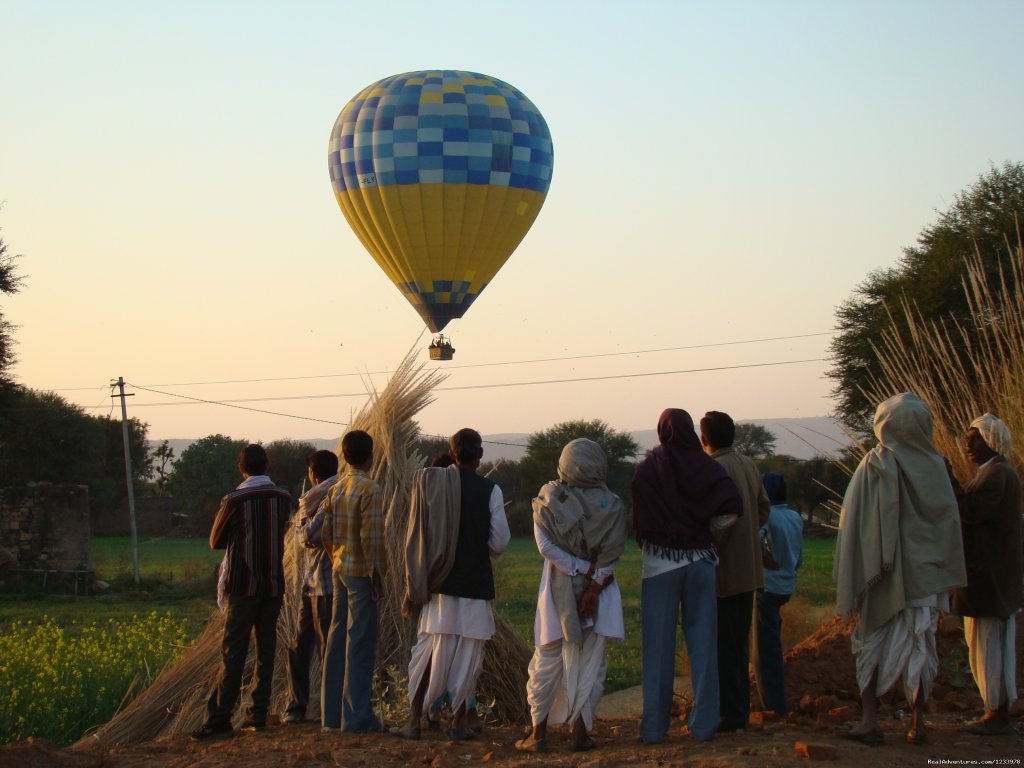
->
[952, 413, 1023, 736]
[396, 428, 510, 740]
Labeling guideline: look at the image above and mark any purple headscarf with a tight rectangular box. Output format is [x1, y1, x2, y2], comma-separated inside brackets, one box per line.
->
[632, 408, 743, 555]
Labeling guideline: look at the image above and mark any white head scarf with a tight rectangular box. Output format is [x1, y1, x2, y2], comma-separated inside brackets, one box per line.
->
[970, 412, 1012, 458]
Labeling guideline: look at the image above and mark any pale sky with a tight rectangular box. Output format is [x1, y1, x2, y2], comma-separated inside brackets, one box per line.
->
[2, 1, 1021, 445]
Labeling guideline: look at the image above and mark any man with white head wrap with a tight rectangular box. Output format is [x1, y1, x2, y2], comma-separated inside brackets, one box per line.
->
[951, 412, 1022, 736]
[833, 393, 967, 746]
[515, 439, 627, 753]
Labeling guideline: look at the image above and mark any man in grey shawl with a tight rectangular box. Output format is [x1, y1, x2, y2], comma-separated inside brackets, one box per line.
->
[833, 393, 966, 746]
[515, 439, 627, 753]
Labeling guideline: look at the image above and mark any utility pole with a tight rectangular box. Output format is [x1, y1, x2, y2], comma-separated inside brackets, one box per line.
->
[113, 377, 140, 585]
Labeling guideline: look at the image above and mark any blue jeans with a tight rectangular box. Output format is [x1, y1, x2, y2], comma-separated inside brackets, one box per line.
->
[757, 591, 790, 715]
[640, 560, 719, 743]
[321, 574, 380, 731]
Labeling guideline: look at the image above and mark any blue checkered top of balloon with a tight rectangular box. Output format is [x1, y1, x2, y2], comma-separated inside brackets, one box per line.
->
[328, 70, 553, 194]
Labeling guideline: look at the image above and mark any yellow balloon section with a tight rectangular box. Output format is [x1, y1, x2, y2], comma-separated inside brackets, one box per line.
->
[328, 71, 554, 332]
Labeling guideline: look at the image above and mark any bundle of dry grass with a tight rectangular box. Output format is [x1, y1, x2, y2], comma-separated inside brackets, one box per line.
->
[863, 231, 1024, 481]
[78, 346, 531, 748]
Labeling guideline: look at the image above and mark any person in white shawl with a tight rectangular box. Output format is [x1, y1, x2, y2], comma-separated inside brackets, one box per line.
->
[515, 439, 627, 753]
[833, 393, 967, 746]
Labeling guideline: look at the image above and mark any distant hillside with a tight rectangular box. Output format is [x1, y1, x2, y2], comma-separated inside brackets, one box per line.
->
[149, 417, 851, 467]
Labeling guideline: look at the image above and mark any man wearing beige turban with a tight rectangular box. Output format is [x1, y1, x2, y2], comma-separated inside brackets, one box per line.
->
[951, 413, 1022, 736]
[833, 393, 967, 746]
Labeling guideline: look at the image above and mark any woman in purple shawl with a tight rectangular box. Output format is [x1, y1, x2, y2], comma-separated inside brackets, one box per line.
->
[633, 408, 742, 744]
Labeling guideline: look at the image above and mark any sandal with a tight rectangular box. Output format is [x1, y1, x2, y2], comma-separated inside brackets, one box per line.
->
[571, 735, 597, 752]
[906, 728, 926, 745]
[514, 735, 547, 753]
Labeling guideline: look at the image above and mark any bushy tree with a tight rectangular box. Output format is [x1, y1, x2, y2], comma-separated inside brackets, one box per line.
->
[0, 228, 23, 384]
[0, 386, 150, 516]
[265, 439, 318, 500]
[512, 419, 640, 534]
[733, 423, 777, 459]
[830, 162, 1024, 428]
[166, 434, 247, 531]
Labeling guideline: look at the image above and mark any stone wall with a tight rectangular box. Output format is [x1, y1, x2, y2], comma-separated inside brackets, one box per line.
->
[0, 483, 91, 570]
[93, 496, 176, 537]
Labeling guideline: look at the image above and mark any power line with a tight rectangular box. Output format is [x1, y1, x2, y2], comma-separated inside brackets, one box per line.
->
[126, 384, 351, 427]
[44, 330, 836, 391]
[91, 357, 827, 410]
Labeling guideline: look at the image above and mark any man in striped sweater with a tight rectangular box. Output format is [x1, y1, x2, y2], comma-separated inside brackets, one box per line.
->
[193, 443, 292, 740]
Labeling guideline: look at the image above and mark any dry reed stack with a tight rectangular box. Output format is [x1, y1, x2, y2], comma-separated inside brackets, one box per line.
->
[864, 233, 1024, 480]
[77, 347, 531, 748]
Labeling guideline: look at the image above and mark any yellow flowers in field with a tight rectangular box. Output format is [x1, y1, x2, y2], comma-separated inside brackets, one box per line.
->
[0, 612, 188, 746]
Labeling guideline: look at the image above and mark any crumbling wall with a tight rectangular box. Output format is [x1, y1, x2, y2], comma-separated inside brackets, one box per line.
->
[0, 483, 91, 570]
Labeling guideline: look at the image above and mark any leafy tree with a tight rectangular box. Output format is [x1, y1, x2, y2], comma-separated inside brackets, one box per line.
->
[265, 439, 318, 500]
[0, 386, 150, 516]
[514, 419, 640, 533]
[151, 440, 175, 496]
[830, 162, 1024, 428]
[733, 423, 777, 459]
[166, 434, 247, 532]
[0, 228, 23, 384]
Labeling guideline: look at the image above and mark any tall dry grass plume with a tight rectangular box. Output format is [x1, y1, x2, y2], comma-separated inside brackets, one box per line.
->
[77, 346, 531, 748]
[863, 229, 1024, 482]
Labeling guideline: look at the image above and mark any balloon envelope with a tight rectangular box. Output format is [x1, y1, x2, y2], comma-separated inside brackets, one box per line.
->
[328, 70, 554, 332]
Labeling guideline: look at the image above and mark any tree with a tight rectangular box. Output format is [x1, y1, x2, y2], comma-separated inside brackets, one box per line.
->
[151, 440, 175, 496]
[264, 439, 318, 500]
[516, 419, 640, 528]
[732, 423, 777, 459]
[0, 228, 23, 384]
[829, 162, 1024, 428]
[0, 386, 151, 516]
[166, 434, 247, 532]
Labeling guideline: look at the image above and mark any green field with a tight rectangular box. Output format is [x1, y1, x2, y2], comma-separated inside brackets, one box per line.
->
[0, 535, 838, 745]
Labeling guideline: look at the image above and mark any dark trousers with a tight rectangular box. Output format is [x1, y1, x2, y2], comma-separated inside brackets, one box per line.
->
[717, 590, 754, 731]
[757, 591, 790, 715]
[206, 594, 283, 726]
[284, 592, 333, 717]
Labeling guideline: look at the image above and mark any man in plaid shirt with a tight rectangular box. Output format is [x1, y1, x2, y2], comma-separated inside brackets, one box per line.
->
[319, 430, 385, 732]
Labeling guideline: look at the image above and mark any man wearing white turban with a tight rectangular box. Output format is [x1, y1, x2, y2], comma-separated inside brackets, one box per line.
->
[516, 439, 627, 753]
[952, 413, 1022, 736]
[833, 393, 967, 746]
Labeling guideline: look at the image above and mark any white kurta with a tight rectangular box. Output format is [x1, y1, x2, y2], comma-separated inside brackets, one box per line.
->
[408, 485, 510, 711]
[532, 527, 625, 645]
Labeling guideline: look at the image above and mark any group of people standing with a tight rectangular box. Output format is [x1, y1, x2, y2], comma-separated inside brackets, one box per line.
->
[834, 393, 1022, 745]
[190, 395, 1020, 751]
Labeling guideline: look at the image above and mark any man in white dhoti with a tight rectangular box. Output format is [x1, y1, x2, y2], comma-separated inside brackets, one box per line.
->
[515, 439, 628, 753]
[951, 413, 1022, 736]
[396, 428, 510, 740]
[833, 393, 966, 746]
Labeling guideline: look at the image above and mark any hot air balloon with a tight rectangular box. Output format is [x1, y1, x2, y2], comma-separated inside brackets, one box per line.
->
[328, 70, 554, 359]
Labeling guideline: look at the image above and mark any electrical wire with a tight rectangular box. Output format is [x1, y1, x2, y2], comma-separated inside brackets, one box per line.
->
[43, 330, 836, 391]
